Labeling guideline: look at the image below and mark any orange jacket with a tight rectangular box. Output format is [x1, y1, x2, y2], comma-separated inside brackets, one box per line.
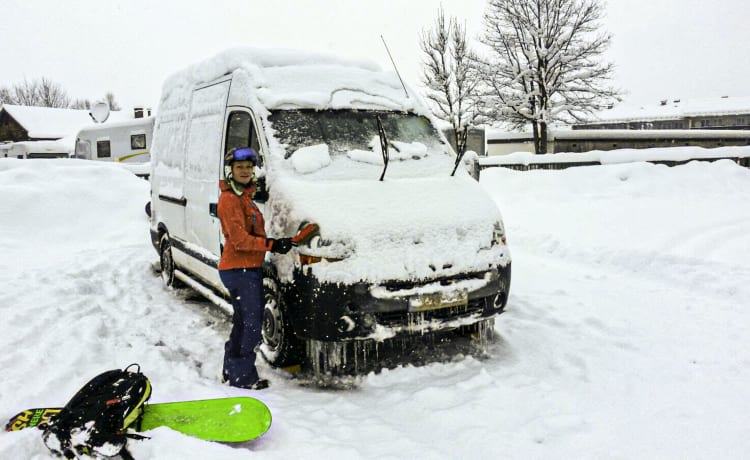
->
[217, 180, 272, 270]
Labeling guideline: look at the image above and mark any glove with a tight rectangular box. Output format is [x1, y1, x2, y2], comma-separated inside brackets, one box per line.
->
[269, 237, 293, 254]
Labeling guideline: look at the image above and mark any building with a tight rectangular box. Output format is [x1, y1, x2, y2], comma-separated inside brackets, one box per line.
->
[486, 129, 750, 155]
[573, 96, 750, 130]
[0, 105, 98, 142]
[441, 127, 486, 155]
[0, 104, 150, 143]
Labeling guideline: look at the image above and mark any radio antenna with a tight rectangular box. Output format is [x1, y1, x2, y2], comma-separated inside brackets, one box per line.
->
[381, 35, 410, 99]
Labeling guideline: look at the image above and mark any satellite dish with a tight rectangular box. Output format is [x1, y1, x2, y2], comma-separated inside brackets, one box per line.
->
[89, 102, 110, 123]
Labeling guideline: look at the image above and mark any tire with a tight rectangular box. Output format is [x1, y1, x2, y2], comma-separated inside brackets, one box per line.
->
[261, 270, 304, 368]
[159, 233, 180, 288]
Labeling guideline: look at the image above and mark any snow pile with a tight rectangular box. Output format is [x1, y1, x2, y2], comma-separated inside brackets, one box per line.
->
[480, 144, 750, 166]
[1, 155, 750, 459]
[289, 144, 331, 174]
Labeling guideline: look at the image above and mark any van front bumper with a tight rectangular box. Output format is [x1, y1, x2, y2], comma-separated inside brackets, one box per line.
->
[282, 263, 511, 342]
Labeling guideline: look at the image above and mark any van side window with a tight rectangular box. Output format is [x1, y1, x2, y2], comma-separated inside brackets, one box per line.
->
[226, 112, 261, 166]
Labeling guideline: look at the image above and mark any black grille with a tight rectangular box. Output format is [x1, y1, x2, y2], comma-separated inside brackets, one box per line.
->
[375, 297, 488, 327]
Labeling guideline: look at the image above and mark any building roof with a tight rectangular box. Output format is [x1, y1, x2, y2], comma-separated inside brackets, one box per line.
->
[486, 128, 750, 142]
[1, 104, 133, 139]
[586, 96, 750, 123]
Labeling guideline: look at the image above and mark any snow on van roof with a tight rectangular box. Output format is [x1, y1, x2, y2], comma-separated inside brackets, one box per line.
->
[159, 47, 426, 112]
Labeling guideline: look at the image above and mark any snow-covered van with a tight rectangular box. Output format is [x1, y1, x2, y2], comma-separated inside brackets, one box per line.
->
[149, 48, 511, 376]
[7, 140, 71, 159]
[74, 117, 154, 163]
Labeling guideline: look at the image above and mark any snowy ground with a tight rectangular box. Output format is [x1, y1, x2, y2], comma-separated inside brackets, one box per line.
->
[1, 157, 749, 459]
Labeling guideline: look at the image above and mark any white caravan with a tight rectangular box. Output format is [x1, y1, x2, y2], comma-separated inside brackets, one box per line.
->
[74, 117, 154, 163]
[149, 48, 511, 377]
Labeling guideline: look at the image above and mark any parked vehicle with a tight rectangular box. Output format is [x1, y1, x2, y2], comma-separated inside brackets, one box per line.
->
[74, 117, 154, 163]
[6, 140, 70, 159]
[149, 48, 511, 377]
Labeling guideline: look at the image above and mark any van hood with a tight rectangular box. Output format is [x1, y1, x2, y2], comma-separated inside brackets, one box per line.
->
[268, 174, 509, 284]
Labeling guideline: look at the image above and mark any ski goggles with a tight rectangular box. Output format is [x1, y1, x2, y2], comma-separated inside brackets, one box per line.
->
[228, 147, 258, 164]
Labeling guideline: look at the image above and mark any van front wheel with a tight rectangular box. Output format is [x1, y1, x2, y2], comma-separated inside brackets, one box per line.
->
[261, 273, 303, 368]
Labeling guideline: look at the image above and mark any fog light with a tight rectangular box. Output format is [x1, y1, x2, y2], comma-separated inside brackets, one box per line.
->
[337, 315, 356, 332]
[494, 292, 507, 308]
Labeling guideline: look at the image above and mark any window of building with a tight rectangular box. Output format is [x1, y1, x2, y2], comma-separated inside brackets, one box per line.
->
[131, 133, 146, 150]
[97, 140, 111, 158]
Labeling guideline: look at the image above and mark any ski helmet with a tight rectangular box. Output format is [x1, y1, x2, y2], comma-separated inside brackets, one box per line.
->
[225, 147, 258, 166]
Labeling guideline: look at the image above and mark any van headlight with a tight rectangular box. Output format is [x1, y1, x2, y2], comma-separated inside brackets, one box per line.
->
[297, 235, 353, 265]
[492, 221, 507, 246]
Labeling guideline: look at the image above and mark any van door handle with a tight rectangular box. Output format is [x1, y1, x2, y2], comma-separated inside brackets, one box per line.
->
[209, 203, 218, 217]
[158, 194, 187, 206]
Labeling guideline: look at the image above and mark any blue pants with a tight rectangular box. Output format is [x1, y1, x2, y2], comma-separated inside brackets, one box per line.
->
[219, 268, 263, 386]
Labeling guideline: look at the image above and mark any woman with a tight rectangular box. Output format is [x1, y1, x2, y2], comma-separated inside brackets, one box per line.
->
[217, 147, 292, 390]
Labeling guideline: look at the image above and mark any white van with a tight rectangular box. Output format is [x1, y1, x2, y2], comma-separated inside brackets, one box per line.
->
[74, 117, 154, 163]
[149, 48, 511, 376]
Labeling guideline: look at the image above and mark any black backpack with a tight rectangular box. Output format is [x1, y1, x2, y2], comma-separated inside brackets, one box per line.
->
[42, 364, 152, 459]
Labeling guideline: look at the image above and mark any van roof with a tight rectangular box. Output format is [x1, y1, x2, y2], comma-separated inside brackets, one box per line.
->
[159, 47, 429, 113]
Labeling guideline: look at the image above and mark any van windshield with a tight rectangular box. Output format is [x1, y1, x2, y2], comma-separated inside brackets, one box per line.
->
[267, 109, 449, 159]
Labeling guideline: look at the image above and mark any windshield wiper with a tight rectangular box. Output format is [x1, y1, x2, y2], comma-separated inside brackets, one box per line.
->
[376, 115, 390, 181]
[450, 126, 468, 176]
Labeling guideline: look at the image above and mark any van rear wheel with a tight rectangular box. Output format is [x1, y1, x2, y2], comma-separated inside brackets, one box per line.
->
[261, 272, 303, 368]
[159, 233, 180, 288]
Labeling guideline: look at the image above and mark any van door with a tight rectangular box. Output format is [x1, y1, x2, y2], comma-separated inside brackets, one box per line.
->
[182, 78, 231, 283]
[222, 108, 266, 204]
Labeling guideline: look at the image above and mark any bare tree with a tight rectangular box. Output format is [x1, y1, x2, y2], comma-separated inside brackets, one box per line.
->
[478, 0, 620, 154]
[0, 77, 71, 108]
[0, 79, 120, 112]
[37, 77, 71, 108]
[104, 92, 121, 111]
[420, 6, 483, 159]
[11, 79, 42, 106]
[70, 99, 92, 110]
[0, 87, 12, 106]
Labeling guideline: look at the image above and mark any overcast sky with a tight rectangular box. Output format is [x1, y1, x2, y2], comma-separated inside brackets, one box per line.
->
[2, 0, 748, 111]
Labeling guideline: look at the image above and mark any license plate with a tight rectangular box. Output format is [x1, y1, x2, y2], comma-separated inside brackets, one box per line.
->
[409, 290, 468, 312]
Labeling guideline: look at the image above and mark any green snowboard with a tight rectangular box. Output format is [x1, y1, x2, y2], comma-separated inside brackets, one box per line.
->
[5, 397, 272, 443]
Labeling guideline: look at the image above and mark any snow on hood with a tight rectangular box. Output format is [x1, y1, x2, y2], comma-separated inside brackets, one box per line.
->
[268, 172, 508, 284]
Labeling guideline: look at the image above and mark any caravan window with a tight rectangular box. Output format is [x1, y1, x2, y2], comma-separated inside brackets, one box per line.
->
[97, 140, 111, 158]
[131, 134, 146, 150]
[225, 111, 261, 165]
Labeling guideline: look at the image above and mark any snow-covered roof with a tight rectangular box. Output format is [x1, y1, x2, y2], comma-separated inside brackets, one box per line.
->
[1, 104, 134, 139]
[160, 47, 426, 113]
[486, 128, 750, 141]
[586, 96, 750, 123]
[76, 116, 155, 135]
[479, 145, 750, 166]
